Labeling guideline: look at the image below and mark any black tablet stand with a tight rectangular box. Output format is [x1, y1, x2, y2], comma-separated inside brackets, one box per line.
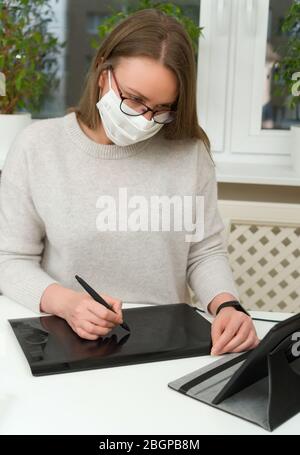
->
[169, 313, 300, 432]
[262, 334, 300, 431]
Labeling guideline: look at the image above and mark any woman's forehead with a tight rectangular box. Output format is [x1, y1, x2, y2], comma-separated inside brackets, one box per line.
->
[115, 57, 178, 104]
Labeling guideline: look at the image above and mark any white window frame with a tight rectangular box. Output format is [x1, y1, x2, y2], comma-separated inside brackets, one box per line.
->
[197, 0, 300, 186]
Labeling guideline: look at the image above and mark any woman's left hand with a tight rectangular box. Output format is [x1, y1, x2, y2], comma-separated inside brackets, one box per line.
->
[210, 307, 260, 355]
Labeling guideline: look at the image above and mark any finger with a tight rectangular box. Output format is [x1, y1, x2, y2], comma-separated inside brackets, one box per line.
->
[72, 304, 115, 329]
[81, 320, 112, 337]
[217, 322, 251, 354]
[86, 309, 115, 329]
[110, 300, 123, 321]
[76, 327, 99, 341]
[211, 320, 224, 349]
[104, 298, 123, 322]
[99, 292, 122, 308]
[87, 300, 122, 325]
[231, 334, 261, 353]
[211, 319, 244, 355]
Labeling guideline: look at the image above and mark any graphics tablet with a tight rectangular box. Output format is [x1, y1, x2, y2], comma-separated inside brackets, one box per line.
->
[9, 303, 212, 376]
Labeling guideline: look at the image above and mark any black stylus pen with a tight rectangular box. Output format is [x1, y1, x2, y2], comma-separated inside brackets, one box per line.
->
[75, 275, 130, 332]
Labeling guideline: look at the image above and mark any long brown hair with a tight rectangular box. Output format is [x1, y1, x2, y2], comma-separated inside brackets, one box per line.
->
[69, 8, 211, 155]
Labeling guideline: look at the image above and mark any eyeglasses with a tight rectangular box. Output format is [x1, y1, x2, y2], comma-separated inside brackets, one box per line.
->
[109, 66, 177, 124]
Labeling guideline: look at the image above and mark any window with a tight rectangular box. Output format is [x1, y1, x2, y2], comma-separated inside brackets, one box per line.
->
[86, 13, 109, 35]
[262, 0, 298, 130]
[197, 0, 300, 185]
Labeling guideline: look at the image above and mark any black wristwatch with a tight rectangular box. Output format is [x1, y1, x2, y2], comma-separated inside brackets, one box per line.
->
[215, 300, 250, 317]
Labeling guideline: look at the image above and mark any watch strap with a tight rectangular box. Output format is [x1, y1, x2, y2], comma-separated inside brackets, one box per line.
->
[215, 300, 250, 317]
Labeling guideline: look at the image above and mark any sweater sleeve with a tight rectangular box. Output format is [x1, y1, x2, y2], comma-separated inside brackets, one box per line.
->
[0, 127, 60, 313]
[186, 141, 240, 313]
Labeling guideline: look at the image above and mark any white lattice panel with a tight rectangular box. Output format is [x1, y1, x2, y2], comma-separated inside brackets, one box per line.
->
[190, 201, 300, 314]
[228, 222, 300, 312]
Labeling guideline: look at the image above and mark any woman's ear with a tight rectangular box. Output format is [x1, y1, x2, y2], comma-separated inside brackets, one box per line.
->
[98, 69, 108, 91]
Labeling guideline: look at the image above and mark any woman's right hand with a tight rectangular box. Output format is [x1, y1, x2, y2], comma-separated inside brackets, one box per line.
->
[40, 283, 123, 340]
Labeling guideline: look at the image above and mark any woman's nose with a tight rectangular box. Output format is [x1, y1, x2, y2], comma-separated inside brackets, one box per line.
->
[143, 111, 154, 121]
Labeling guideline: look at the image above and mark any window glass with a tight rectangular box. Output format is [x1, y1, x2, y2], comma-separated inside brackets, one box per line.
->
[262, 0, 300, 130]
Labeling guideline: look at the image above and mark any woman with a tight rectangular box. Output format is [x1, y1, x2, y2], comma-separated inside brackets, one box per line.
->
[0, 9, 259, 355]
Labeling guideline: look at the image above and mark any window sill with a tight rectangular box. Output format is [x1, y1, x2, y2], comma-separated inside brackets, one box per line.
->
[215, 162, 300, 187]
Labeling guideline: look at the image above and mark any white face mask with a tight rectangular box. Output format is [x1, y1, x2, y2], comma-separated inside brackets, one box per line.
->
[96, 69, 164, 147]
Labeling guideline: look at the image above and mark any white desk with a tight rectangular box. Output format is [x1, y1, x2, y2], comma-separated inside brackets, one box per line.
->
[0, 295, 298, 435]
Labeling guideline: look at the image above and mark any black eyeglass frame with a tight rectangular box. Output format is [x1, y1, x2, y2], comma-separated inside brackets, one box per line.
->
[109, 66, 177, 124]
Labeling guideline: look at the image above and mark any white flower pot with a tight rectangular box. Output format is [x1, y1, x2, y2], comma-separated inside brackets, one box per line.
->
[0, 113, 32, 170]
[290, 125, 300, 176]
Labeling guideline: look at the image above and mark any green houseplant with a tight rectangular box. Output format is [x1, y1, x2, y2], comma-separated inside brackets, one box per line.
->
[0, 0, 63, 167]
[91, 0, 204, 61]
[276, 1, 300, 174]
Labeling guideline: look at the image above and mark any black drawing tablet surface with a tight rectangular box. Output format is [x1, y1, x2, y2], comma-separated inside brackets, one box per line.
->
[9, 303, 212, 376]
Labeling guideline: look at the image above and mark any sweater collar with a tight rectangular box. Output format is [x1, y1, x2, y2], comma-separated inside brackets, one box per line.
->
[63, 111, 153, 159]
